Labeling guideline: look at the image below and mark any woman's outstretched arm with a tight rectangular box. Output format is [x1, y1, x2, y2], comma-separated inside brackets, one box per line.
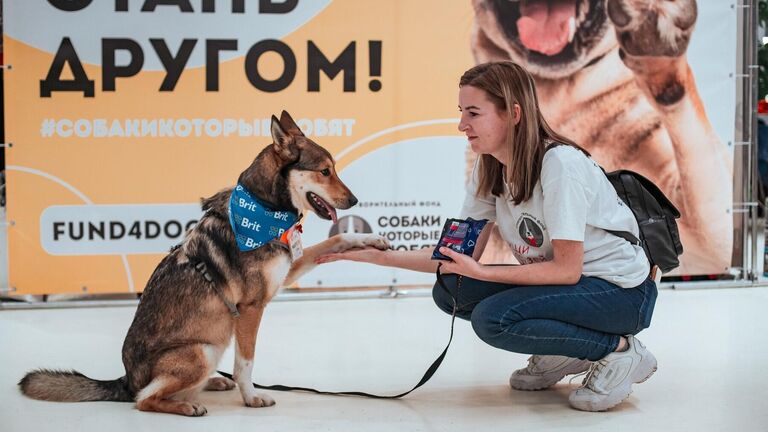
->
[316, 246, 439, 274]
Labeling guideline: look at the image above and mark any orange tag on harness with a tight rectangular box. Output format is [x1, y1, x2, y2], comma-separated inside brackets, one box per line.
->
[280, 224, 303, 261]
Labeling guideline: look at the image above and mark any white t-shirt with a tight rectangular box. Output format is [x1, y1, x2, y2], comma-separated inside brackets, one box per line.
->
[460, 145, 650, 288]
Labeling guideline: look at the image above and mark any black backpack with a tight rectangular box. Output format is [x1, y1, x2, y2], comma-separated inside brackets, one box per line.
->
[603, 170, 683, 273]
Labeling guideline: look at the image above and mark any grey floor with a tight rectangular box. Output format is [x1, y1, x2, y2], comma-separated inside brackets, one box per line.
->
[1, 286, 767, 432]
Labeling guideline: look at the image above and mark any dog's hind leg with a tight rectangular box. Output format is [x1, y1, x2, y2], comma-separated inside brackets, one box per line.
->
[233, 303, 276, 408]
[135, 345, 211, 416]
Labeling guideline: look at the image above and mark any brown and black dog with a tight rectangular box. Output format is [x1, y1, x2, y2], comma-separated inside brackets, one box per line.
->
[470, 0, 732, 274]
[19, 111, 389, 416]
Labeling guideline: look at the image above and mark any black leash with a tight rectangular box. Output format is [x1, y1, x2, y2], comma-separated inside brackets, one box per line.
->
[217, 264, 461, 399]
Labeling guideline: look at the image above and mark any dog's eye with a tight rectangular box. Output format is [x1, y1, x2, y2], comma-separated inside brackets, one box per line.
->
[320, 168, 331, 177]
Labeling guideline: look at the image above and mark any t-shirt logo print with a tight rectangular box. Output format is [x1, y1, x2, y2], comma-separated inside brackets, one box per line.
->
[518, 217, 544, 247]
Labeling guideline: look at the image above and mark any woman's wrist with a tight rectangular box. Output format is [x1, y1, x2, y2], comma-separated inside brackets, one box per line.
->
[475, 263, 491, 281]
[371, 248, 391, 266]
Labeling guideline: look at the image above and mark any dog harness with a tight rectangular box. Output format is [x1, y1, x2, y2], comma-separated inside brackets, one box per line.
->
[192, 260, 240, 317]
[228, 183, 300, 251]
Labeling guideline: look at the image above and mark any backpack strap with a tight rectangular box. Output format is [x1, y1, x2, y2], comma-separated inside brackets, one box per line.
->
[590, 166, 645, 249]
[604, 229, 642, 247]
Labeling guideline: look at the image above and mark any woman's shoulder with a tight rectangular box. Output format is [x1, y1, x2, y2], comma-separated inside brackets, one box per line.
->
[544, 142, 585, 158]
[543, 143, 591, 167]
[542, 143, 601, 182]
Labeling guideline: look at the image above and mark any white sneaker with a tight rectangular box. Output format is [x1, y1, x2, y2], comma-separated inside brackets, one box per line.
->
[510, 355, 592, 391]
[569, 335, 657, 412]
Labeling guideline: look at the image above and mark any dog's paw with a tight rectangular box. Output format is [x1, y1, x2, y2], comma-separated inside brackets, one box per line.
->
[245, 393, 276, 408]
[180, 402, 208, 417]
[334, 233, 390, 252]
[204, 376, 236, 391]
[359, 234, 390, 250]
[608, 0, 696, 106]
[607, 0, 696, 58]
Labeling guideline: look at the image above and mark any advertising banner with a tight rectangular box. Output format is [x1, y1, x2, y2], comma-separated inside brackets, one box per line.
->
[3, 0, 737, 294]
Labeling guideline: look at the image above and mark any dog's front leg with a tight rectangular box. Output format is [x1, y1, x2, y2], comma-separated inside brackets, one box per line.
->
[232, 303, 275, 408]
[283, 233, 390, 286]
[608, 0, 733, 272]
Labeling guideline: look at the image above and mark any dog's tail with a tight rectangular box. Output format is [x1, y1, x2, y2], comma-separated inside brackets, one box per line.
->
[19, 369, 134, 402]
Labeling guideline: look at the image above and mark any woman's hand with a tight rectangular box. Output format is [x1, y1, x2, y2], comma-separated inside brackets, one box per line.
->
[437, 247, 486, 280]
[315, 247, 386, 265]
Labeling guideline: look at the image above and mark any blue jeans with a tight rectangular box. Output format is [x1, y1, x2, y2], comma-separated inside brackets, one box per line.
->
[432, 274, 657, 361]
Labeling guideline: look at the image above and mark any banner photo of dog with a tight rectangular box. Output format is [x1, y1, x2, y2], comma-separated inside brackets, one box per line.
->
[2, 0, 736, 294]
[466, 0, 736, 277]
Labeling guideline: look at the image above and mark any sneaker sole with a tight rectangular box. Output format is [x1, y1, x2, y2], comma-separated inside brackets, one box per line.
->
[510, 363, 592, 391]
[570, 354, 657, 412]
[510, 377, 564, 391]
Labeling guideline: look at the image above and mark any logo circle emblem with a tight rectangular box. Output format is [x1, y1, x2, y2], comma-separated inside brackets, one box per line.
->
[518, 216, 544, 247]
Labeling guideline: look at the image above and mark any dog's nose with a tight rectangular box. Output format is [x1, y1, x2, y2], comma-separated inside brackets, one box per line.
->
[347, 195, 358, 207]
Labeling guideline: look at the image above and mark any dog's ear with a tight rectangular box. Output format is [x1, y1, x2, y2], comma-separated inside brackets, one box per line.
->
[279, 110, 305, 137]
[270, 115, 298, 160]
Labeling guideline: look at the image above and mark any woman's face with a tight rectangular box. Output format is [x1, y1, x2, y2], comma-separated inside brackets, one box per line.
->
[458, 85, 511, 164]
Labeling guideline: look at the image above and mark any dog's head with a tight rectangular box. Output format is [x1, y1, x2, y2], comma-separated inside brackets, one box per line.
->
[257, 111, 357, 223]
[472, 0, 615, 79]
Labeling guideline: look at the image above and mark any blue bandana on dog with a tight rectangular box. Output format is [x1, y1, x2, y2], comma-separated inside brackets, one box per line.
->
[228, 183, 299, 251]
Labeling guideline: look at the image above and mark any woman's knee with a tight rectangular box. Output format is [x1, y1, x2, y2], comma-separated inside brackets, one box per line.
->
[470, 299, 503, 342]
[470, 296, 530, 345]
[431, 276, 458, 315]
[473, 308, 542, 356]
